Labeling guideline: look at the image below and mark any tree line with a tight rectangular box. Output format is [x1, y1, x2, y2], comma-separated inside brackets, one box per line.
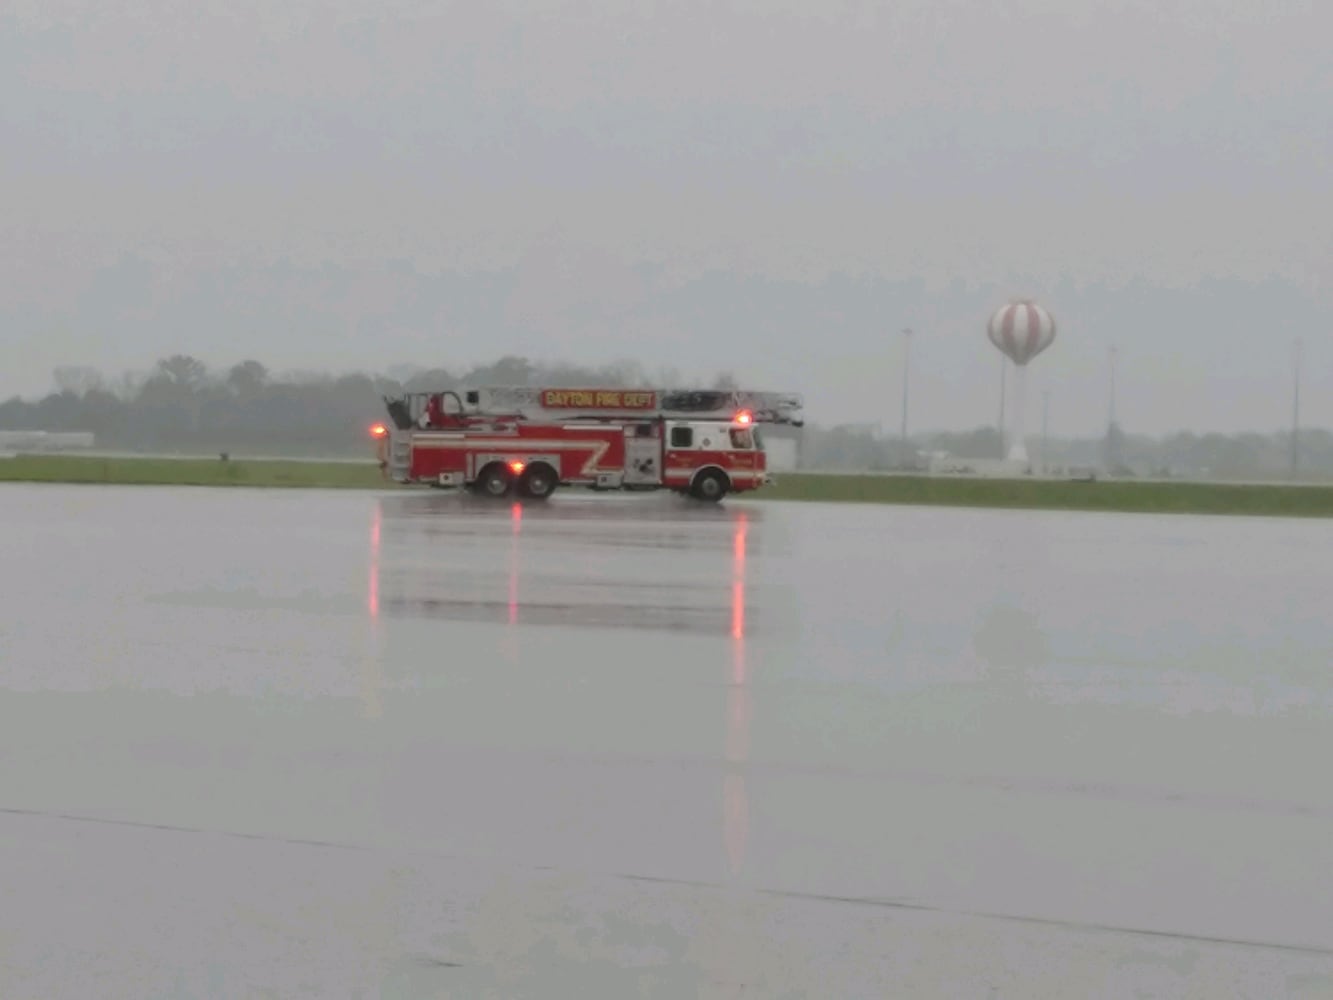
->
[0, 355, 734, 458]
[2, 354, 1330, 481]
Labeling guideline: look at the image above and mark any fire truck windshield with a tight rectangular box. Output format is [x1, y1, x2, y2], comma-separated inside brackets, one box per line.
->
[729, 427, 755, 449]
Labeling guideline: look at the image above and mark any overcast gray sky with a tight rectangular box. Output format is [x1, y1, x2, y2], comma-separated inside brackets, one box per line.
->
[3, 0, 1330, 435]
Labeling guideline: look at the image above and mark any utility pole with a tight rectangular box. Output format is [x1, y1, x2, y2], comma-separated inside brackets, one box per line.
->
[1042, 389, 1050, 476]
[900, 327, 911, 465]
[1104, 345, 1119, 473]
[1292, 337, 1303, 480]
[1108, 345, 1118, 429]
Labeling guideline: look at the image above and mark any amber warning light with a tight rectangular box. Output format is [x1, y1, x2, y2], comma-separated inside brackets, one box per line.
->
[735, 411, 753, 425]
[370, 423, 388, 438]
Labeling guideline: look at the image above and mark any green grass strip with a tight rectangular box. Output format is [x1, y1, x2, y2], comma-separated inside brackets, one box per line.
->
[760, 472, 1333, 517]
[0, 455, 383, 489]
[4, 456, 1332, 517]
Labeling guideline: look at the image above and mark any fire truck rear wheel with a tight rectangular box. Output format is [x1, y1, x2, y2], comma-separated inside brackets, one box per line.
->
[477, 463, 513, 498]
[519, 464, 556, 500]
[690, 469, 729, 502]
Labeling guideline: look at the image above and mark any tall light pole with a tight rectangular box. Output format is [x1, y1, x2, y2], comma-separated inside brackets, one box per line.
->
[900, 327, 912, 460]
[1292, 337, 1303, 480]
[1103, 345, 1120, 474]
[1108, 345, 1118, 429]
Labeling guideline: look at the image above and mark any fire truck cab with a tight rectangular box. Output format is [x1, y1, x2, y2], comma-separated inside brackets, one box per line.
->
[372, 385, 801, 503]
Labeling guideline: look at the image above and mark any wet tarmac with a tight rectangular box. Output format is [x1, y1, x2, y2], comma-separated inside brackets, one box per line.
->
[2, 483, 1332, 998]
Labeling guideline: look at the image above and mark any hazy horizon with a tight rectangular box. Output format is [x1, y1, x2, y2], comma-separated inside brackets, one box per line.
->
[5, 1, 1330, 437]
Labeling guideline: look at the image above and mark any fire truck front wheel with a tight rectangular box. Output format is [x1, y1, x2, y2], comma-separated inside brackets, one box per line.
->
[690, 468, 730, 502]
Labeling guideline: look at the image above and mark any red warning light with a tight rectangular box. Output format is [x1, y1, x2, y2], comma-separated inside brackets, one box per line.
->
[509, 460, 526, 474]
[735, 411, 753, 425]
[370, 423, 388, 438]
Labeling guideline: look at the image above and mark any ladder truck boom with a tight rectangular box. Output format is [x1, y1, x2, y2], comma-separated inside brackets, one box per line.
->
[458, 386, 804, 426]
[380, 386, 803, 431]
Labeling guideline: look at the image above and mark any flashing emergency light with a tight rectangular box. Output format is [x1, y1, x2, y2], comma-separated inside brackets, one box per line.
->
[735, 410, 753, 425]
[509, 460, 526, 474]
[370, 423, 388, 438]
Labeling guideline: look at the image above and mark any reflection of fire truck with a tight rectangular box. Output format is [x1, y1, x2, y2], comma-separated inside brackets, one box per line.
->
[371, 386, 804, 502]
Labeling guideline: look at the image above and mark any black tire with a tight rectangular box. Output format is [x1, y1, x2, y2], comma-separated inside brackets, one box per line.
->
[518, 464, 557, 500]
[477, 463, 513, 498]
[690, 469, 729, 502]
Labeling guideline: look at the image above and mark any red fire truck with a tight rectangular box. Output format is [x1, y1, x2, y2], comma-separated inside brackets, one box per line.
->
[370, 385, 803, 502]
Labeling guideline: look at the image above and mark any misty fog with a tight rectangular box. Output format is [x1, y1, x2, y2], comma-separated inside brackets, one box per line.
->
[4, 1, 1330, 435]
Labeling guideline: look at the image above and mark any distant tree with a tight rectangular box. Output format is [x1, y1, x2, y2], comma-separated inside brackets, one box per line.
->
[490, 355, 535, 385]
[52, 366, 105, 397]
[466, 355, 534, 385]
[111, 371, 147, 401]
[156, 354, 209, 388]
[402, 368, 458, 392]
[227, 360, 268, 395]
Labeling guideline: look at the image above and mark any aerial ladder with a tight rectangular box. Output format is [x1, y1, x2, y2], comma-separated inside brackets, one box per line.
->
[381, 385, 804, 432]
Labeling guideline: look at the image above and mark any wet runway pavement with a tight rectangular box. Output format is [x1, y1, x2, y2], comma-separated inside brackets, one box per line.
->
[2, 484, 1332, 998]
